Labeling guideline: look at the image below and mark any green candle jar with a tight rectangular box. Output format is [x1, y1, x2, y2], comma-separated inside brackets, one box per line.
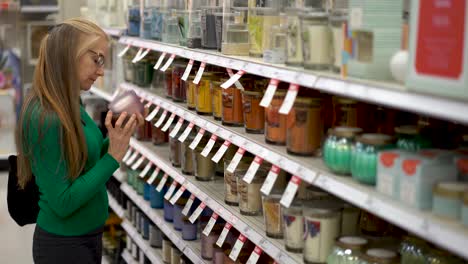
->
[327, 236, 368, 264]
[323, 127, 363, 175]
[395, 125, 431, 152]
[351, 134, 394, 185]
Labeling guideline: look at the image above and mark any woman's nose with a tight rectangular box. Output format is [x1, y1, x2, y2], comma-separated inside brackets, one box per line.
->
[96, 67, 104, 76]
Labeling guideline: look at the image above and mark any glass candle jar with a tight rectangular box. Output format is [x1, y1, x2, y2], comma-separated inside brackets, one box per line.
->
[186, 75, 197, 110]
[351, 134, 394, 185]
[196, 73, 214, 115]
[323, 127, 363, 175]
[122, 51, 135, 83]
[162, 237, 172, 263]
[359, 249, 400, 264]
[181, 129, 196, 175]
[169, 129, 182, 168]
[248, 6, 281, 57]
[142, 8, 153, 39]
[432, 182, 468, 220]
[237, 167, 268, 216]
[187, 10, 203, 48]
[149, 179, 165, 208]
[193, 136, 216, 181]
[128, 6, 141, 37]
[242, 90, 265, 134]
[327, 236, 368, 264]
[201, 6, 222, 49]
[265, 88, 287, 145]
[172, 61, 186, 102]
[151, 125, 169, 145]
[177, 10, 190, 46]
[330, 9, 348, 73]
[300, 10, 332, 70]
[303, 200, 342, 264]
[395, 125, 431, 152]
[222, 85, 244, 126]
[144, 182, 151, 201]
[283, 201, 304, 253]
[223, 146, 243, 206]
[135, 119, 153, 142]
[134, 58, 154, 87]
[264, 23, 287, 64]
[341, 203, 361, 236]
[151, 7, 164, 41]
[262, 191, 283, 238]
[164, 66, 173, 98]
[332, 97, 359, 128]
[286, 8, 304, 66]
[149, 224, 163, 248]
[287, 96, 324, 156]
[182, 217, 198, 241]
[211, 80, 223, 121]
[173, 196, 188, 231]
[171, 245, 182, 264]
[221, 1, 249, 55]
[201, 224, 223, 260]
[215, 12, 224, 51]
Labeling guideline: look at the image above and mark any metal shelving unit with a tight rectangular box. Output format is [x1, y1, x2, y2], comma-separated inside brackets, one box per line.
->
[121, 219, 164, 264]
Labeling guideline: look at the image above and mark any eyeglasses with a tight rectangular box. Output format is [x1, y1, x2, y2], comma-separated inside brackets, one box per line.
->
[87, 50, 105, 68]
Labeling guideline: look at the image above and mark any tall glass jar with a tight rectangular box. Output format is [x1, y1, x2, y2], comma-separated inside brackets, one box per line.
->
[221, 0, 249, 55]
[286, 7, 304, 66]
[187, 10, 203, 48]
[211, 79, 223, 121]
[283, 201, 304, 253]
[181, 125, 196, 175]
[122, 49, 136, 83]
[196, 73, 214, 115]
[237, 164, 267, 216]
[323, 127, 363, 175]
[177, 10, 190, 46]
[163, 66, 173, 98]
[248, 3, 281, 57]
[169, 125, 181, 168]
[327, 236, 368, 264]
[265, 88, 287, 145]
[127, 5, 141, 37]
[193, 136, 216, 181]
[172, 60, 186, 102]
[222, 85, 244, 126]
[162, 12, 180, 44]
[201, 6, 223, 49]
[142, 7, 153, 39]
[264, 23, 288, 64]
[133, 57, 154, 87]
[186, 75, 197, 110]
[151, 7, 164, 41]
[330, 9, 348, 73]
[300, 10, 332, 70]
[341, 203, 361, 236]
[332, 97, 359, 127]
[242, 90, 265, 134]
[223, 145, 243, 206]
[262, 191, 283, 238]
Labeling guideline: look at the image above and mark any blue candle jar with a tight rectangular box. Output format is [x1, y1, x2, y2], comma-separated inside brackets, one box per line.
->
[323, 127, 363, 175]
[164, 199, 174, 222]
[144, 182, 151, 201]
[142, 216, 150, 240]
[173, 196, 189, 231]
[432, 182, 468, 220]
[128, 6, 141, 37]
[182, 217, 198, 241]
[151, 7, 164, 40]
[142, 8, 153, 39]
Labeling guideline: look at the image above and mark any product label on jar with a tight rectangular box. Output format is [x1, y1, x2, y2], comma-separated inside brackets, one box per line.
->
[212, 141, 231, 163]
[181, 59, 194, 81]
[189, 202, 206, 223]
[182, 194, 195, 216]
[280, 176, 301, 208]
[260, 79, 279, 107]
[156, 173, 168, 192]
[169, 186, 186, 205]
[229, 234, 247, 261]
[122, 148, 133, 163]
[221, 69, 245, 89]
[125, 152, 140, 166]
[153, 52, 167, 70]
[201, 134, 218, 157]
[193, 62, 206, 85]
[415, 1, 466, 79]
[189, 128, 206, 150]
[400, 179, 416, 206]
[243, 156, 264, 184]
[161, 113, 176, 132]
[131, 156, 146, 171]
[202, 213, 219, 236]
[139, 162, 153, 178]
[227, 148, 246, 173]
[377, 173, 393, 196]
[145, 106, 161, 122]
[246, 246, 262, 264]
[169, 117, 184, 138]
[164, 181, 178, 200]
[278, 84, 299, 115]
[160, 54, 176, 72]
[261, 165, 280, 195]
[178, 122, 195, 142]
[154, 110, 168, 128]
[146, 168, 160, 184]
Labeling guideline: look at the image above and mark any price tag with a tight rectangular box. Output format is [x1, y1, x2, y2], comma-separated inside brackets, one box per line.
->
[227, 148, 246, 173]
[160, 54, 176, 72]
[156, 173, 168, 192]
[260, 79, 279, 107]
[181, 59, 194, 81]
[212, 140, 231, 163]
[153, 52, 167, 70]
[188, 203, 206, 223]
[164, 181, 178, 200]
[201, 134, 217, 157]
[154, 110, 168, 128]
[139, 250, 145, 264]
[279, 84, 299, 115]
[221, 69, 245, 89]
[131, 156, 146, 170]
[243, 156, 263, 184]
[229, 234, 247, 261]
[280, 175, 301, 208]
[189, 128, 206, 150]
[169, 117, 184, 138]
[139, 163, 153, 178]
[138, 48, 151, 61]
[145, 106, 161, 122]
[131, 48, 143, 63]
[178, 122, 194, 142]
[117, 44, 131, 57]
[226, 68, 244, 89]
[202, 212, 219, 236]
[216, 223, 233, 247]
[260, 165, 280, 195]
[193, 62, 206, 84]
[182, 194, 195, 216]
[246, 247, 263, 264]
[146, 168, 160, 184]
[169, 186, 186, 205]
[122, 149, 133, 163]
[145, 101, 153, 109]
[125, 152, 139, 166]
[161, 113, 176, 132]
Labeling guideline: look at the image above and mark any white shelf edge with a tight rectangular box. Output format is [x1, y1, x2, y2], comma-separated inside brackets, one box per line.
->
[89, 86, 113, 102]
[118, 36, 468, 125]
[114, 168, 125, 183]
[107, 192, 125, 218]
[121, 249, 137, 264]
[20, 5, 59, 13]
[121, 219, 164, 264]
[103, 27, 126, 37]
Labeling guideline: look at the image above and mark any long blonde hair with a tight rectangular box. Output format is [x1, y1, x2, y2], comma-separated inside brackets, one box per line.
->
[16, 18, 108, 189]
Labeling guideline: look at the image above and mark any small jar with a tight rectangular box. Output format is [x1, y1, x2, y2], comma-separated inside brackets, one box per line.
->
[211, 80, 223, 121]
[287, 95, 324, 156]
[395, 125, 431, 152]
[323, 127, 363, 175]
[172, 61, 187, 102]
[242, 90, 265, 134]
[223, 146, 243, 206]
[341, 203, 361, 236]
[332, 97, 359, 128]
[162, 237, 172, 264]
[330, 10, 348, 73]
[237, 167, 268, 216]
[164, 195, 174, 222]
[193, 136, 216, 181]
[432, 182, 468, 220]
[300, 10, 332, 70]
[149, 224, 163, 248]
[169, 128, 182, 167]
[265, 88, 287, 145]
[327, 236, 368, 264]
[283, 201, 304, 253]
[359, 249, 400, 264]
[182, 217, 198, 241]
[351, 134, 394, 185]
[186, 75, 197, 110]
[171, 245, 182, 264]
[196, 73, 214, 115]
[181, 128, 196, 175]
[463, 192, 468, 227]
[303, 200, 342, 264]
[164, 66, 173, 99]
[222, 85, 244, 126]
[262, 191, 283, 238]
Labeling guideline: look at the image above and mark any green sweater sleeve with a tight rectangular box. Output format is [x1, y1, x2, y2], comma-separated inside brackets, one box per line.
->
[29, 112, 119, 219]
[101, 137, 110, 157]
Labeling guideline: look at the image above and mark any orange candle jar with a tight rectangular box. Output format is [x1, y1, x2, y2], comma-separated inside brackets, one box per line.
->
[265, 89, 287, 145]
[196, 73, 214, 115]
[222, 85, 244, 127]
[186, 75, 197, 110]
[242, 90, 265, 134]
[211, 80, 223, 121]
[287, 96, 324, 156]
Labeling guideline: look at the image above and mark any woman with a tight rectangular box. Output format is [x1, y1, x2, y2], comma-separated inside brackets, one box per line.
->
[15, 18, 143, 263]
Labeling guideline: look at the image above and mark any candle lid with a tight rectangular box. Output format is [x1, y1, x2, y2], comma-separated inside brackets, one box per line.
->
[295, 96, 323, 106]
[357, 134, 394, 146]
[335, 97, 357, 104]
[335, 236, 368, 250]
[331, 126, 363, 138]
[395, 125, 420, 135]
[433, 182, 468, 199]
[361, 249, 399, 263]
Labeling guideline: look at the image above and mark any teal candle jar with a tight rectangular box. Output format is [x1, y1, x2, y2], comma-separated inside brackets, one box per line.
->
[351, 134, 394, 185]
[432, 182, 468, 220]
[323, 127, 363, 175]
[462, 193, 468, 227]
[136, 176, 145, 196]
[127, 169, 137, 188]
[395, 126, 431, 152]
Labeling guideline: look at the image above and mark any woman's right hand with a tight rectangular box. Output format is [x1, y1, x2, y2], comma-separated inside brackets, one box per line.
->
[105, 111, 138, 162]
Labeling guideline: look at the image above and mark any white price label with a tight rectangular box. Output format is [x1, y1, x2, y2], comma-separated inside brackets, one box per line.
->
[178, 122, 194, 142]
[139, 250, 145, 264]
[182, 194, 195, 216]
[212, 141, 231, 163]
[117, 44, 131, 57]
[280, 175, 301, 208]
[169, 186, 186, 205]
[227, 148, 246, 173]
[125, 152, 139, 166]
[146, 168, 160, 184]
[154, 110, 168, 128]
[169, 117, 184, 138]
[260, 165, 281, 195]
[246, 247, 263, 264]
[131, 156, 146, 170]
[138, 48, 151, 61]
[181, 59, 194, 81]
[160, 54, 176, 72]
[229, 234, 247, 261]
[221, 70, 245, 89]
[202, 213, 219, 236]
[188, 203, 206, 223]
[189, 128, 206, 150]
[139, 96, 146, 103]
[226, 68, 244, 89]
[145, 106, 161, 122]
[144, 101, 153, 109]
[122, 149, 133, 163]
[153, 52, 167, 70]
[193, 62, 206, 84]
[260, 79, 279, 107]
[243, 156, 263, 184]
[216, 223, 233, 247]
[156, 173, 168, 192]
[201, 134, 218, 157]
[131, 48, 143, 63]
[161, 113, 176, 132]
[279, 84, 299, 115]
[140, 161, 153, 177]
[164, 181, 178, 200]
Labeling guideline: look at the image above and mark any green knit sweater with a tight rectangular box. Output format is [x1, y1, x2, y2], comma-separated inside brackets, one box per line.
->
[26, 104, 119, 236]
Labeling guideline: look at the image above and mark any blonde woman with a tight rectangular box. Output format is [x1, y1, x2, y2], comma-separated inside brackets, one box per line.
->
[15, 18, 143, 263]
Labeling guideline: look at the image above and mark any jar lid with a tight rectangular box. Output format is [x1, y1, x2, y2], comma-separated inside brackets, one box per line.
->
[295, 96, 323, 106]
[395, 125, 420, 135]
[357, 134, 394, 146]
[433, 182, 468, 199]
[335, 236, 368, 250]
[264, 189, 283, 199]
[331, 126, 363, 138]
[361, 249, 399, 263]
[335, 97, 358, 104]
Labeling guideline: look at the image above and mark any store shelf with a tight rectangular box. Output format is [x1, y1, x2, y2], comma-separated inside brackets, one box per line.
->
[114, 168, 126, 183]
[20, 5, 59, 13]
[120, 182, 206, 264]
[108, 192, 125, 218]
[103, 27, 126, 37]
[90, 86, 114, 102]
[121, 219, 164, 264]
[121, 249, 137, 264]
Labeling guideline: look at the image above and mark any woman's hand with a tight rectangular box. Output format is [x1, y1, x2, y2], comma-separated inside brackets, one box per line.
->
[105, 111, 139, 162]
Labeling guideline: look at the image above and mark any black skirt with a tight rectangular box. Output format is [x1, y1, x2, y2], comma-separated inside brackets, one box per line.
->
[33, 225, 103, 264]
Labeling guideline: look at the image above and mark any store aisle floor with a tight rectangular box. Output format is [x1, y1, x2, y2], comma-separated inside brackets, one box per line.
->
[0, 172, 34, 264]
